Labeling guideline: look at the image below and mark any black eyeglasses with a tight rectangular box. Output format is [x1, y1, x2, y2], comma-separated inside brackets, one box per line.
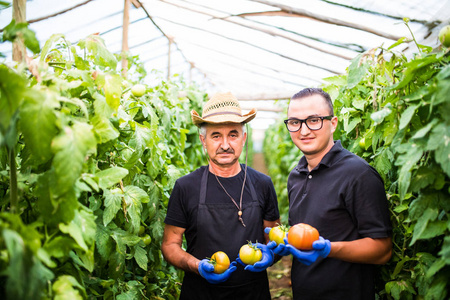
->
[284, 116, 333, 132]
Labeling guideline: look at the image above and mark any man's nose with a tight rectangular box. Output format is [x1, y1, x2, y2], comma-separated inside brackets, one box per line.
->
[300, 122, 311, 135]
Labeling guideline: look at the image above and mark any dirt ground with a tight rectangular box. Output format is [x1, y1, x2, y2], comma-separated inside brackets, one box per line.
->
[268, 256, 293, 299]
[252, 153, 293, 300]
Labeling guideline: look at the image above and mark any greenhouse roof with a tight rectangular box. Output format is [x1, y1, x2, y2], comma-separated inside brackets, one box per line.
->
[1, 0, 449, 129]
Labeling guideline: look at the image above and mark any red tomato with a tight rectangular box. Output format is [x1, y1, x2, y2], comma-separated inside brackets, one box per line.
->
[210, 251, 230, 274]
[239, 243, 262, 265]
[269, 225, 288, 245]
[287, 223, 319, 250]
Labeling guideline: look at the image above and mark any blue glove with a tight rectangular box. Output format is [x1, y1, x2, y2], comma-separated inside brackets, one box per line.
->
[265, 227, 290, 256]
[198, 259, 237, 284]
[236, 243, 274, 272]
[284, 236, 331, 266]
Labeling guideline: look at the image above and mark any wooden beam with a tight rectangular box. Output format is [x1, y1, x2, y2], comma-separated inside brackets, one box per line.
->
[121, 0, 130, 78]
[249, 0, 402, 40]
[12, 0, 26, 63]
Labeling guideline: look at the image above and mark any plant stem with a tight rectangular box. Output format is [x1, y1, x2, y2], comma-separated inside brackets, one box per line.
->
[8, 146, 18, 214]
[405, 22, 421, 54]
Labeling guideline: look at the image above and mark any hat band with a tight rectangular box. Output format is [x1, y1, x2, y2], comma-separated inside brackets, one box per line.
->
[203, 111, 243, 119]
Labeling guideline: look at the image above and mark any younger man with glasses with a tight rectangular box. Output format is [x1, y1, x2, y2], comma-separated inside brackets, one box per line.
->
[272, 88, 392, 299]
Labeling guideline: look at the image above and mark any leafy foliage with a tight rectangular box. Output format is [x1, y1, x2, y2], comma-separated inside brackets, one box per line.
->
[264, 39, 450, 299]
[0, 27, 207, 298]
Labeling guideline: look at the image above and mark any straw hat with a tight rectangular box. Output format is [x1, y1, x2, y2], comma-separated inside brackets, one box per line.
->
[191, 92, 257, 127]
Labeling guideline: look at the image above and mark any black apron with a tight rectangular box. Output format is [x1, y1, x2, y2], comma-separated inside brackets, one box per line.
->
[180, 166, 271, 300]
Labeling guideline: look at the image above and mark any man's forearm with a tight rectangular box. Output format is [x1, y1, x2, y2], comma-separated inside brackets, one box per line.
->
[162, 243, 200, 274]
[328, 237, 392, 264]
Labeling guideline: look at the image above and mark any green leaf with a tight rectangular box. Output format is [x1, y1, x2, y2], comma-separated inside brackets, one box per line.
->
[387, 37, 408, 50]
[123, 185, 149, 233]
[410, 166, 435, 192]
[20, 89, 59, 165]
[398, 104, 418, 130]
[93, 92, 114, 117]
[103, 188, 123, 226]
[0, 64, 26, 132]
[2, 229, 54, 300]
[347, 54, 369, 88]
[95, 224, 114, 261]
[39, 33, 66, 62]
[411, 119, 438, 140]
[390, 55, 439, 90]
[78, 34, 117, 69]
[125, 122, 153, 169]
[51, 122, 97, 196]
[433, 125, 450, 177]
[104, 74, 122, 111]
[52, 275, 84, 300]
[371, 103, 393, 124]
[395, 143, 423, 200]
[134, 245, 148, 271]
[426, 258, 446, 278]
[410, 207, 439, 245]
[44, 236, 76, 260]
[59, 207, 97, 252]
[438, 236, 450, 264]
[91, 114, 119, 143]
[385, 280, 416, 299]
[374, 148, 392, 178]
[2, 20, 40, 53]
[36, 172, 79, 225]
[96, 167, 128, 190]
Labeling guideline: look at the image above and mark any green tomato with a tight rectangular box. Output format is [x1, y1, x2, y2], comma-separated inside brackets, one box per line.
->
[439, 25, 450, 47]
[141, 234, 152, 245]
[359, 137, 366, 149]
[131, 84, 146, 97]
[138, 225, 145, 236]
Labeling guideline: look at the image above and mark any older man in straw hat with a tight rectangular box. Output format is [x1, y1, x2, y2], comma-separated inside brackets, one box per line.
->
[161, 92, 280, 300]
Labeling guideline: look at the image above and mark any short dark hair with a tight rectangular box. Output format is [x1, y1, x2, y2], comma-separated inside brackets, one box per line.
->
[290, 88, 334, 116]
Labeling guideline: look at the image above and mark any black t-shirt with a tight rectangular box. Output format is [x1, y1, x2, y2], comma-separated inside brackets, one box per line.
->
[287, 141, 392, 300]
[165, 165, 280, 256]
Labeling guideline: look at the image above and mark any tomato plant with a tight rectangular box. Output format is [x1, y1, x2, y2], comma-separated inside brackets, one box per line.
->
[0, 22, 207, 299]
[210, 251, 230, 274]
[239, 242, 262, 265]
[287, 223, 319, 250]
[269, 224, 288, 245]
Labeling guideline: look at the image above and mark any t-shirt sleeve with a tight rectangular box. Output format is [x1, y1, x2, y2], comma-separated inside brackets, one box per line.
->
[164, 181, 188, 228]
[350, 166, 392, 238]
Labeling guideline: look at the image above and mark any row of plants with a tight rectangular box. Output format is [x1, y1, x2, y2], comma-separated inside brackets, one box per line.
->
[264, 29, 449, 299]
[1, 19, 208, 299]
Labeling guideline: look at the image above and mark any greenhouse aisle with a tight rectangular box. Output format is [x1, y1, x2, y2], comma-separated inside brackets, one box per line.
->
[253, 152, 293, 300]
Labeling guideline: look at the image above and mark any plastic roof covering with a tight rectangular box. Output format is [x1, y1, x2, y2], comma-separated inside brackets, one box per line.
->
[1, 0, 450, 134]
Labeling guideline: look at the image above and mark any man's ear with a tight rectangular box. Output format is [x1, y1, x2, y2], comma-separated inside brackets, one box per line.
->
[330, 116, 338, 133]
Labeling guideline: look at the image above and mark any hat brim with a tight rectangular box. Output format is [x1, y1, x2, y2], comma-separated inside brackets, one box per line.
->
[191, 109, 257, 127]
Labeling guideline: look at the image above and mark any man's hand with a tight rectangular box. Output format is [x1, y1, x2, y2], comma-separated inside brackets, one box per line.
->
[284, 236, 331, 265]
[236, 243, 274, 272]
[198, 259, 237, 284]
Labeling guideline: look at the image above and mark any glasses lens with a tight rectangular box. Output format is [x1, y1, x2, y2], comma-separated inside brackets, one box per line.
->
[286, 119, 301, 131]
[306, 117, 323, 130]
